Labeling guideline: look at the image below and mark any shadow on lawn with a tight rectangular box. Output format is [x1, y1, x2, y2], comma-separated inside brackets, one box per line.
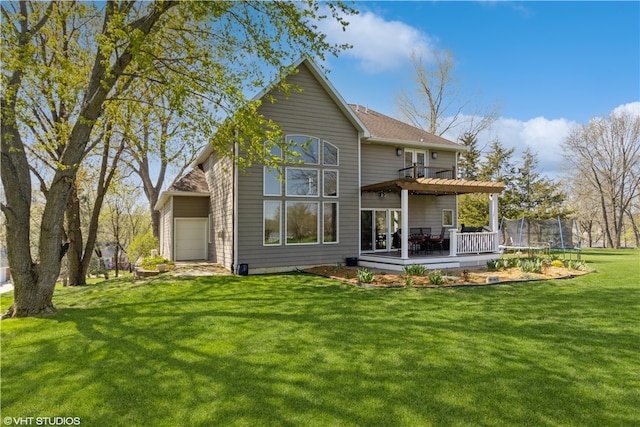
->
[2, 261, 639, 426]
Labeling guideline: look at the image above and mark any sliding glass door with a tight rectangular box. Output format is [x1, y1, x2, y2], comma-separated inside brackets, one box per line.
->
[361, 209, 402, 252]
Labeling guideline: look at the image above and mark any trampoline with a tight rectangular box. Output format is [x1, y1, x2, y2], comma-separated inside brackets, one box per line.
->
[500, 217, 581, 260]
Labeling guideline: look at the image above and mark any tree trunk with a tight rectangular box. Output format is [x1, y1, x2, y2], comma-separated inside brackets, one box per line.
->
[66, 183, 87, 286]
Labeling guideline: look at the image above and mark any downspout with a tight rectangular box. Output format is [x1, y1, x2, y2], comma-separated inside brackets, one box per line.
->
[233, 133, 239, 274]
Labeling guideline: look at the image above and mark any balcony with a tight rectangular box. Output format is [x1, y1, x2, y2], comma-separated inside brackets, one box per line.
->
[399, 164, 456, 179]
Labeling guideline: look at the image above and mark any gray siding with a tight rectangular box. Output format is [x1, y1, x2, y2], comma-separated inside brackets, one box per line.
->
[206, 152, 234, 270]
[408, 195, 457, 233]
[361, 144, 405, 186]
[236, 62, 360, 271]
[173, 196, 209, 217]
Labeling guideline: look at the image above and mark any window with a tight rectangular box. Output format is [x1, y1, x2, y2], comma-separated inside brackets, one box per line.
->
[264, 167, 281, 196]
[404, 149, 427, 178]
[286, 168, 318, 196]
[286, 135, 319, 164]
[323, 202, 338, 243]
[263, 201, 281, 245]
[442, 209, 453, 227]
[323, 170, 338, 197]
[323, 141, 338, 166]
[286, 202, 318, 244]
[264, 136, 339, 246]
[264, 143, 282, 196]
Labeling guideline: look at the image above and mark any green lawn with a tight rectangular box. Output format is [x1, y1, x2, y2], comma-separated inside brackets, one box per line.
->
[1, 249, 639, 426]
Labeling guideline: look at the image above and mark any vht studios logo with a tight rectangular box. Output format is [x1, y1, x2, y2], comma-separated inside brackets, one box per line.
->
[3, 417, 81, 426]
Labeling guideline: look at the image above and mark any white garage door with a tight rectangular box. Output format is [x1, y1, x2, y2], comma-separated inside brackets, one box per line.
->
[175, 218, 208, 261]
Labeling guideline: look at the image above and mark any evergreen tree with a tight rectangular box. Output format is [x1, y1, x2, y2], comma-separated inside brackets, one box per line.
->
[509, 148, 569, 220]
[458, 139, 515, 227]
[457, 132, 482, 181]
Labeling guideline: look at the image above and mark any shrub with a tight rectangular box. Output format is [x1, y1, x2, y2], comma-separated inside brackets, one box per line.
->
[404, 264, 427, 276]
[518, 257, 544, 274]
[428, 270, 443, 285]
[550, 259, 564, 268]
[404, 276, 414, 288]
[565, 260, 587, 271]
[141, 256, 174, 271]
[128, 231, 158, 262]
[356, 269, 375, 283]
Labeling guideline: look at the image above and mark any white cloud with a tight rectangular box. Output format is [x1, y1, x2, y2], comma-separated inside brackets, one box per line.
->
[472, 116, 579, 178]
[318, 10, 433, 72]
[612, 101, 640, 117]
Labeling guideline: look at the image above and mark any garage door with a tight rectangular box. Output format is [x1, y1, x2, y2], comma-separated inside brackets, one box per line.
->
[175, 218, 208, 261]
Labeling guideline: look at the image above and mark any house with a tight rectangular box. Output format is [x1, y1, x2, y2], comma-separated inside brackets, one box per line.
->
[155, 58, 505, 274]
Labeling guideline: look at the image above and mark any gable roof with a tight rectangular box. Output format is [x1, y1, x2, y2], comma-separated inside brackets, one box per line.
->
[194, 58, 369, 167]
[154, 168, 209, 211]
[350, 105, 462, 150]
[167, 168, 208, 193]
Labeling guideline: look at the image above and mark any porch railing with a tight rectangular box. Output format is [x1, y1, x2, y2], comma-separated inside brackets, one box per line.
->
[399, 165, 456, 179]
[449, 230, 499, 256]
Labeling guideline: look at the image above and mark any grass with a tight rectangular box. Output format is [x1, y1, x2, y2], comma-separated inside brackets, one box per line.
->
[1, 249, 639, 426]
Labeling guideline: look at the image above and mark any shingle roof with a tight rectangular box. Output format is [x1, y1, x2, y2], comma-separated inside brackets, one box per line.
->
[349, 104, 461, 148]
[168, 168, 208, 193]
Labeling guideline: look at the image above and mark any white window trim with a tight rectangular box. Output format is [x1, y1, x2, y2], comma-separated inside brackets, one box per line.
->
[285, 167, 319, 197]
[442, 209, 454, 227]
[322, 140, 339, 166]
[286, 134, 319, 165]
[263, 201, 282, 246]
[322, 202, 339, 244]
[285, 201, 319, 246]
[263, 166, 282, 196]
[323, 169, 339, 198]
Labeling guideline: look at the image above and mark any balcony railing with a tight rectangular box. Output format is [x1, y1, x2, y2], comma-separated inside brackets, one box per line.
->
[449, 230, 499, 256]
[399, 164, 456, 179]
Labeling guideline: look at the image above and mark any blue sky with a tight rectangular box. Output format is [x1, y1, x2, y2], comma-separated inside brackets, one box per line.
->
[315, 1, 640, 176]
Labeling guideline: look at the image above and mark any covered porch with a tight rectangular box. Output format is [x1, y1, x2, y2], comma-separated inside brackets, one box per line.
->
[360, 176, 505, 270]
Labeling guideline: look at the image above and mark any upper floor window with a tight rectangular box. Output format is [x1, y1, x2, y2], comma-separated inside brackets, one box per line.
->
[287, 135, 319, 164]
[264, 143, 282, 196]
[286, 168, 318, 197]
[323, 141, 339, 166]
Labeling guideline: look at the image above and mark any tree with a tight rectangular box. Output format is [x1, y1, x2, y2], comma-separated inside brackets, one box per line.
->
[563, 110, 640, 248]
[508, 148, 569, 220]
[457, 132, 482, 181]
[101, 183, 149, 277]
[120, 89, 200, 239]
[1, 1, 355, 318]
[563, 178, 604, 247]
[396, 50, 499, 139]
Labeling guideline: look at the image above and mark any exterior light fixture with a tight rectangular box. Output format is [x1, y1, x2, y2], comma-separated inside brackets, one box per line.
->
[396, 148, 403, 156]
[431, 151, 438, 159]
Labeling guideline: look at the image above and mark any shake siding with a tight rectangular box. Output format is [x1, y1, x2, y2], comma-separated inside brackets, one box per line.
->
[159, 199, 173, 259]
[235, 63, 360, 270]
[206, 152, 234, 270]
[173, 196, 209, 217]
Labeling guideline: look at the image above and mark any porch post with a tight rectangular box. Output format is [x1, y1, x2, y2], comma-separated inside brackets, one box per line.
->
[449, 229, 458, 257]
[401, 189, 409, 260]
[489, 193, 499, 251]
[489, 193, 499, 230]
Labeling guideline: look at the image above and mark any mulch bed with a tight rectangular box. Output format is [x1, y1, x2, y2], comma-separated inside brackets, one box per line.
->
[304, 265, 589, 288]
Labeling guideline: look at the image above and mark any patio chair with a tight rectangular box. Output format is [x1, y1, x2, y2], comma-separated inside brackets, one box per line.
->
[429, 227, 445, 253]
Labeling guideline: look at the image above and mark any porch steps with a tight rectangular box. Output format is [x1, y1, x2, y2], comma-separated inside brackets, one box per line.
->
[358, 253, 497, 272]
